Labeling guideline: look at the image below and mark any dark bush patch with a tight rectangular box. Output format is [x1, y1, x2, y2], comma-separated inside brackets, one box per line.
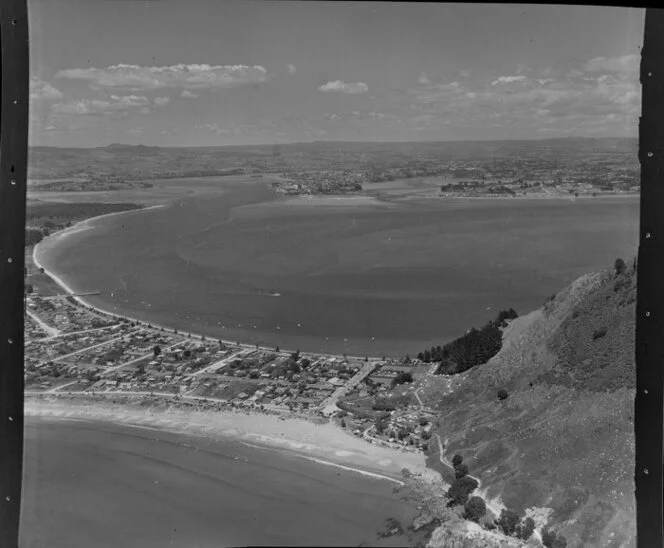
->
[463, 496, 487, 523]
[592, 328, 607, 340]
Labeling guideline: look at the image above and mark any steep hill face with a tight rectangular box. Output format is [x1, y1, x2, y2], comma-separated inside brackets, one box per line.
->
[426, 264, 636, 547]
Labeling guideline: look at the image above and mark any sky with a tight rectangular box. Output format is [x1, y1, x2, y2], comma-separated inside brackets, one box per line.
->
[28, 1, 645, 147]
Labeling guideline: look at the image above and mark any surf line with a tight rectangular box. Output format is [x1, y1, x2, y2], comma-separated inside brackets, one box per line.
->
[298, 455, 405, 486]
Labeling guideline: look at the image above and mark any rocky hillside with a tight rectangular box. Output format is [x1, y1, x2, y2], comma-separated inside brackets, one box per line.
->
[425, 262, 636, 548]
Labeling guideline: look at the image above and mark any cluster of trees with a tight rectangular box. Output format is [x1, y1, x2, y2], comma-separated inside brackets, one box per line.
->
[390, 371, 413, 388]
[416, 309, 518, 375]
[446, 454, 566, 544]
[25, 228, 45, 246]
[447, 454, 480, 509]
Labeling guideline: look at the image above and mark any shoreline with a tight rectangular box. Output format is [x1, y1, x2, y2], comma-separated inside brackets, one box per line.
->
[31, 206, 383, 360]
[24, 395, 430, 488]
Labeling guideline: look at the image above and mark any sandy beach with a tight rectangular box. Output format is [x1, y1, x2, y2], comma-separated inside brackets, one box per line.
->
[24, 397, 430, 485]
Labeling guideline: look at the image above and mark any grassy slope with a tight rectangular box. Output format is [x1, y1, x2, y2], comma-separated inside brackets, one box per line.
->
[426, 264, 636, 547]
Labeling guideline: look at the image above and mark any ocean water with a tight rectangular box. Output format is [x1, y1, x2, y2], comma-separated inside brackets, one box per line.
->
[21, 417, 417, 548]
[36, 179, 639, 356]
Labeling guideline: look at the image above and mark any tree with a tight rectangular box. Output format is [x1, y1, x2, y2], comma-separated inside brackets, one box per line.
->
[452, 454, 463, 467]
[496, 509, 520, 536]
[463, 496, 487, 523]
[447, 476, 479, 506]
[25, 283, 34, 294]
[454, 463, 469, 479]
[340, 419, 346, 428]
[614, 257, 627, 275]
[183, 349, 191, 358]
[497, 389, 509, 400]
[153, 345, 161, 357]
[517, 517, 535, 540]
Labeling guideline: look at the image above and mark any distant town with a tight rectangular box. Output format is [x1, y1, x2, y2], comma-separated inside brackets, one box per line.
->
[27, 138, 639, 198]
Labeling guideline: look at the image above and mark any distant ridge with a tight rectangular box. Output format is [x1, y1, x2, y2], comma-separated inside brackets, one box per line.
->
[29, 136, 637, 152]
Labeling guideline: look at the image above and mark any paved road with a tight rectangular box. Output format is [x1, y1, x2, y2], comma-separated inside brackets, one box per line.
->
[318, 362, 376, 414]
[101, 339, 186, 377]
[44, 330, 140, 365]
[188, 349, 252, 379]
[44, 325, 121, 341]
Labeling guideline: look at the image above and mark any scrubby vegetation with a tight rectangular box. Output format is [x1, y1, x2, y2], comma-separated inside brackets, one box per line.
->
[544, 260, 636, 391]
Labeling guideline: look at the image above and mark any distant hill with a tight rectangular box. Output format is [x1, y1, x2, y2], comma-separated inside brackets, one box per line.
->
[27, 137, 638, 184]
[425, 261, 636, 547]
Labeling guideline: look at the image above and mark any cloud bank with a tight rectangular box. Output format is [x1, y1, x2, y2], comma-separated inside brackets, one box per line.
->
[55, 63, 269, 91]
[318, 80, 369, 94]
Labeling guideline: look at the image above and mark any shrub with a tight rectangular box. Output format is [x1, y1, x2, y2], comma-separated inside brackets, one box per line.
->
[454, 463, 469, 479]
[614, 257, 626, 275]
[517, 517, 535, 540]
[497, 389, 509, 400]
[463, 496, 487, 522]
[496, 509, 520, 536]
[592, 328, 607, 340]
[452, 454, 463, 467]
[447, 476, 479, 506]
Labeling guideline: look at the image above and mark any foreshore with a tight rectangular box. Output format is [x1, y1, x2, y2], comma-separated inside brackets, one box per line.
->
[24, 396, 434, 487]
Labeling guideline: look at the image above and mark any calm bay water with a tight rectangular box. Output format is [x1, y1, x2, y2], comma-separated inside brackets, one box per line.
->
[37, 180, 639, 356]
[21, 418, 416, 547]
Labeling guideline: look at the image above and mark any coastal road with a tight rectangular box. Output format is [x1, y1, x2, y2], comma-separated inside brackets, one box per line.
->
[24, 390, 291, 416]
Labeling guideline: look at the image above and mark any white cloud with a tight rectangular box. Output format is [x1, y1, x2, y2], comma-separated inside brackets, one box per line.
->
[418, 72, 431, 85]
[55, 63, 269, 91]
[180, 90, 198, 99]
[583, 54, 639, 73]
[318, 80, 368, 94]
[566, 69, 584, 79]
[537, 78, 554, 86]
[30, 77, 63, 101]
[491, 75, 528, 86]
[51, 94, 149, 115]
[287, 64, 297, 74]
[153, 96, 170, 106]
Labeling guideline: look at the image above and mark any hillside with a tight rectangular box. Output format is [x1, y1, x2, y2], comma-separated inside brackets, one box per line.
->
[423, 262, 636, 547]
